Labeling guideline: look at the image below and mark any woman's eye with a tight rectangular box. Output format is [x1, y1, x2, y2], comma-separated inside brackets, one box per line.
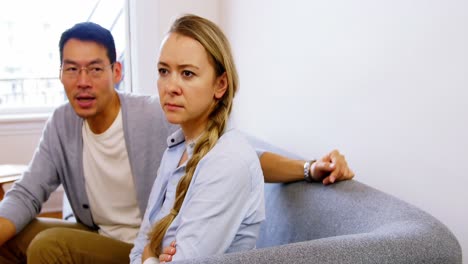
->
[158, 68, 168, 75]
[182, 70, 194, 78]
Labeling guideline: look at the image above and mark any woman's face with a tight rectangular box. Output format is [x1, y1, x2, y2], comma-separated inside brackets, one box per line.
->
[157, 33, 227, 135]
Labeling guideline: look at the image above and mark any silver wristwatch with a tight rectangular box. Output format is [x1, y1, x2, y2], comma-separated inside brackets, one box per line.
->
[303, 160, 316, 182]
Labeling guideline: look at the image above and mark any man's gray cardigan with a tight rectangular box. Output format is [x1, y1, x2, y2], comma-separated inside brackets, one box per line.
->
[0, 92, 175, 233]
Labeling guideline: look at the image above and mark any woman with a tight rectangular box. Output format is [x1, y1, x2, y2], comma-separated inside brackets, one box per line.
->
[129, 14, 265, 264]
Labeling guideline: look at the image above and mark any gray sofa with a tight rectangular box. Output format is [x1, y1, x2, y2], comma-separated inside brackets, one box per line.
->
[172, 180, 462, 264]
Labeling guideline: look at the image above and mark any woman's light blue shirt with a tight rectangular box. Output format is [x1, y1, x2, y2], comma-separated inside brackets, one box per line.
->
[130, 128, 265, 263]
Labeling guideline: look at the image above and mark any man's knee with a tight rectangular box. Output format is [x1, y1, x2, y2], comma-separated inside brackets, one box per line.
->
[27, 228, 74, 263]
[0, 219, 48, 264]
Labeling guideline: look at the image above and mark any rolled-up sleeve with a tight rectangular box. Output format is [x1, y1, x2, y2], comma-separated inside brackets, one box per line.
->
[242, 132, 302, 159]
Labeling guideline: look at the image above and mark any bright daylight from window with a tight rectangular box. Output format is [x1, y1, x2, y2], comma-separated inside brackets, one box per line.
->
[0, 0, 125, 114]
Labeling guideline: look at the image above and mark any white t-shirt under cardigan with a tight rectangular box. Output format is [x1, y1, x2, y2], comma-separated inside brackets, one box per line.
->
[82, 109, 141, 243]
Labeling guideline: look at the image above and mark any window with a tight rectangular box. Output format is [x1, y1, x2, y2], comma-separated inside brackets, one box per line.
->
[0, 0, 127, 115]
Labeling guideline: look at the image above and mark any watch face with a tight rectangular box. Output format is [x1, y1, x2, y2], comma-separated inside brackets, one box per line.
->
[303, 160, 317, 182]
[304, 161, 312, 182]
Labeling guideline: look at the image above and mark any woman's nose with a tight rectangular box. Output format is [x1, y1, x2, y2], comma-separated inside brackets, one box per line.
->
[164, 75, 181, 94]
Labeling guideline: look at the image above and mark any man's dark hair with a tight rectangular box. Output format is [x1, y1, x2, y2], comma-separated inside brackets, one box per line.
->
[59, 22, 116, 65]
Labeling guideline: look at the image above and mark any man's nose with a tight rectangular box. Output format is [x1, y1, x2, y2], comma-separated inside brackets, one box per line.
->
[77, 68, 92, 86]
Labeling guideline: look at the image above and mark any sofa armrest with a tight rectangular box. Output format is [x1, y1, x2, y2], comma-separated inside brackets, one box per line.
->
[171, 225, 461, 264]
[171, 180, 462, 264]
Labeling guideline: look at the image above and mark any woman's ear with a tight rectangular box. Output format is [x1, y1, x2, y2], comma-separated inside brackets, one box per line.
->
[214, 72, 228, 99]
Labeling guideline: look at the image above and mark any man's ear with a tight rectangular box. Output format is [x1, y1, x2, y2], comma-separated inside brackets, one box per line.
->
[59, 68, 64, 83]
[112, 61, 123, 83]
[214, 72, 228, 99]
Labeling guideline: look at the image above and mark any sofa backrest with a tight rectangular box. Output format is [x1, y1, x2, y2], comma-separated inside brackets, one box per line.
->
[256, 180, 460, 252]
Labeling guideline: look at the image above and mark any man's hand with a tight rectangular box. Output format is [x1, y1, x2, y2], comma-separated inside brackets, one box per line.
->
[311, 149, 354, 185]
[159, 241, 176, 263]
[0, 217, 16, 247]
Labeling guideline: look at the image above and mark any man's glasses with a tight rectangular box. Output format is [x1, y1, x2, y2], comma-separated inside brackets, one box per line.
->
[60, 63, 114, 79]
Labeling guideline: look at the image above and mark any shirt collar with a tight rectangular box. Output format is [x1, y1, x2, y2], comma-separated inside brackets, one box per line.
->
[167, 128, 185, 148]
[166, 121, 235, 149]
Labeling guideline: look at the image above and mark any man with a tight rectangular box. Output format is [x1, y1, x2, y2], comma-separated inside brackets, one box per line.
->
[0, 22, 353, 263]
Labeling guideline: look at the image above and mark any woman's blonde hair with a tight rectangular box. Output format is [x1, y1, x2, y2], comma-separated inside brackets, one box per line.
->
[148, 14, 239, 256]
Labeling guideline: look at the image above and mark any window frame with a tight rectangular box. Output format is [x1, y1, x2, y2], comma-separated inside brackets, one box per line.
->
[0, 0, 132, 120]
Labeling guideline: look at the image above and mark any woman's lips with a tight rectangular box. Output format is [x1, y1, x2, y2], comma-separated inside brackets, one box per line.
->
[165, 103, 183, 111]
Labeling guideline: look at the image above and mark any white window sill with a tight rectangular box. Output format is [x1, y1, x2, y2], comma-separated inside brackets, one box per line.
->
[0, 113, 50, 135]
[0, 113, 50, 123]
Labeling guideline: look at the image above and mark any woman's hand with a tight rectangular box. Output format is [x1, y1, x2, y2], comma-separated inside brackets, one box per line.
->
[311, 149, 355, 184]
[159, 241, 177, 263]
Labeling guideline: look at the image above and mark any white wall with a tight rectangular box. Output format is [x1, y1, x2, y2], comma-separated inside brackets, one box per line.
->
[0, 117, 45, 164]
[0, 116, 61, 214]
[129, 0, 221, 95]
[221, 0, 467, 260]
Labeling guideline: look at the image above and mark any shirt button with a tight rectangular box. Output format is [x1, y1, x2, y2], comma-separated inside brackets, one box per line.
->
[82, 204, 89, 209]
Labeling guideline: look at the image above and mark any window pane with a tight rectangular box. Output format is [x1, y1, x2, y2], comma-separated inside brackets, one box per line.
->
[0, 0, 126, 113]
